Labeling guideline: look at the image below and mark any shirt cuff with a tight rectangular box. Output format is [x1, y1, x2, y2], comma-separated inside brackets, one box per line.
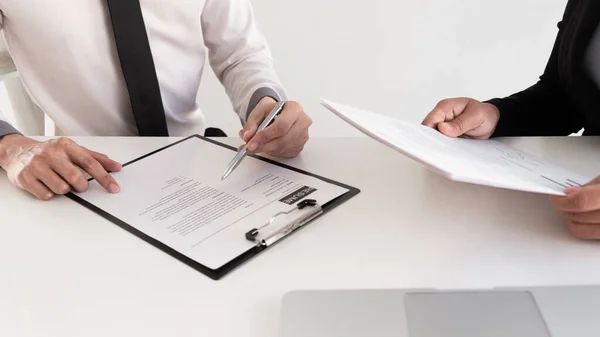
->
[484, 98, 518, 138]
[245, 87, 284, 122]
[0, 120, 21, 139]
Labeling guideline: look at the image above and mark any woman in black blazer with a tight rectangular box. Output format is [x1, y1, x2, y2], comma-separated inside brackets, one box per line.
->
[422, 0, 600, 239]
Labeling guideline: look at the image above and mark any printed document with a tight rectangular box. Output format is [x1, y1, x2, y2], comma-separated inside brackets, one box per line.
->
[322, 98, 593, 195]
[73, 137, 350, 270]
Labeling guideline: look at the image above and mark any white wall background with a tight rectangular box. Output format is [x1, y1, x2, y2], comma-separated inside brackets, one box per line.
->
[1, 0, 569, 138]
[198, 0, 568, 137]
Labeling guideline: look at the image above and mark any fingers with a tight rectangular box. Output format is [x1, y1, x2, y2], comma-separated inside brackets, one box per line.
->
[48, 157, 89, 193]
[12, 148, 69, 199]
[29, 160, 71, 194]
[241, 97, 279, 142]
[563, 210, 600, 224]
[422, 98, 471, 128]
[86, 149, 122, 173]
[66, 144, 120, 193]
[260, 124, 309, 158]
[548, 177, 600, 240]
[2, 136, 122, 200]
[565, 219, 600, 240]
[437, 100, 485, 138]
[422, 98, 499, 139]
[15, 170, 53, 200]
[241, 100, 311, 158]
[42, 138, 119, 194]
[247, 102, 301, 153]
[550, 185, 600, 213]
[241, 117, 260, 143]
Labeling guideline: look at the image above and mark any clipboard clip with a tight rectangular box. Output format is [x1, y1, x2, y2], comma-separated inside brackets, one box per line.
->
[245, 199, 323, 247]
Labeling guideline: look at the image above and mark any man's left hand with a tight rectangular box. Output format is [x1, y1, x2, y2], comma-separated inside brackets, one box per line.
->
[240, 97, 312, 158]
[550, 176, 600, 239]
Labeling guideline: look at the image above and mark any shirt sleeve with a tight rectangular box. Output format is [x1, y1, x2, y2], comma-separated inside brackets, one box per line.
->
[0, 17, 22, 139]
[485, 6, 584, 137]
[200, 0, 287, 123]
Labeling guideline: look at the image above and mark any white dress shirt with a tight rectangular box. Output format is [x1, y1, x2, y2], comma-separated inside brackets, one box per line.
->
[0, 0, 287, 137]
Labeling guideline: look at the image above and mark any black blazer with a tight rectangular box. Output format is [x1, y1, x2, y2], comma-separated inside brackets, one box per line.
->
[488, 0, 600, 137]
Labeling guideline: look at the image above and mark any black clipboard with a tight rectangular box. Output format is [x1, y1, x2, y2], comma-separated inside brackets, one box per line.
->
[65, 135, 360, 280]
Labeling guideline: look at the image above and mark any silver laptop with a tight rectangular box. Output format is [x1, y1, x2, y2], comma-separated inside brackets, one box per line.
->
[280, 286, 600, 337]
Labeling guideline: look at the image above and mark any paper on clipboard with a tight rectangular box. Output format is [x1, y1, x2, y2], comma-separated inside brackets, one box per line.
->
[69, 136, 352, 272]
[321, 98, 593, 196]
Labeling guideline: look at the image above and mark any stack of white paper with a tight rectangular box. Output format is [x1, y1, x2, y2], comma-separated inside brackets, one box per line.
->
[321, 98, 593, 196]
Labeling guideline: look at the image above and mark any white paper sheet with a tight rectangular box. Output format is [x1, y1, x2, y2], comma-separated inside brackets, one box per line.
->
[73, 137, 350, 270]
[322, 98, 593, 195]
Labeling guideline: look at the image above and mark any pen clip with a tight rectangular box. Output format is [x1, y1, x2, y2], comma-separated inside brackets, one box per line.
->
[245, 199, 323, 247]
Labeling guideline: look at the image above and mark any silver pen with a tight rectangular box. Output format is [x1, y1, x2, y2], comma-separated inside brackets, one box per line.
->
[221, 101, 286, 180]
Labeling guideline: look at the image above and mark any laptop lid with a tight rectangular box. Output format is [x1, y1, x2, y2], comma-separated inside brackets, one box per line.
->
[280, 286, 600, 337]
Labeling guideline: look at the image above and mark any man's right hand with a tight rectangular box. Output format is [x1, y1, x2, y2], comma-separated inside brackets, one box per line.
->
[421, 98, 501, 139]
[0, 135, 122, 200]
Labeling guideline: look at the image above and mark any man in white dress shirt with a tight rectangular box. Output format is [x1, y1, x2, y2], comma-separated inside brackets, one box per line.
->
[0, 0, 312, 201]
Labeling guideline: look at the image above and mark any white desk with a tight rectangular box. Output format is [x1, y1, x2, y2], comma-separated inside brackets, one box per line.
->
[2, 136, 600, 337]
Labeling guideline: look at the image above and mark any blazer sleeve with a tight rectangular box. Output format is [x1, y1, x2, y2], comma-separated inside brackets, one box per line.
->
[486, 20, 584, 137]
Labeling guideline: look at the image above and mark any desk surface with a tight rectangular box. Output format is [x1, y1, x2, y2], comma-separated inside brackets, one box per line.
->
[2, 136, 600, 337]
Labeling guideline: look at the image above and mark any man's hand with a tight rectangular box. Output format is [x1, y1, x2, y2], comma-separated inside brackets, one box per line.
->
[422, 97, 501, 139]
[549, 177, 600, 240]
[239, 97, 312, 158]
[0, 134, 122, 200]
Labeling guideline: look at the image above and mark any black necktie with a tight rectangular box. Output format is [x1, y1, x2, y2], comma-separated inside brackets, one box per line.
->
[105, 0, 170, 136]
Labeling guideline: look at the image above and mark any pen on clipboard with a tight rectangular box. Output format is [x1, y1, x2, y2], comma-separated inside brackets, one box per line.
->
[221, 101, 286, 180]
